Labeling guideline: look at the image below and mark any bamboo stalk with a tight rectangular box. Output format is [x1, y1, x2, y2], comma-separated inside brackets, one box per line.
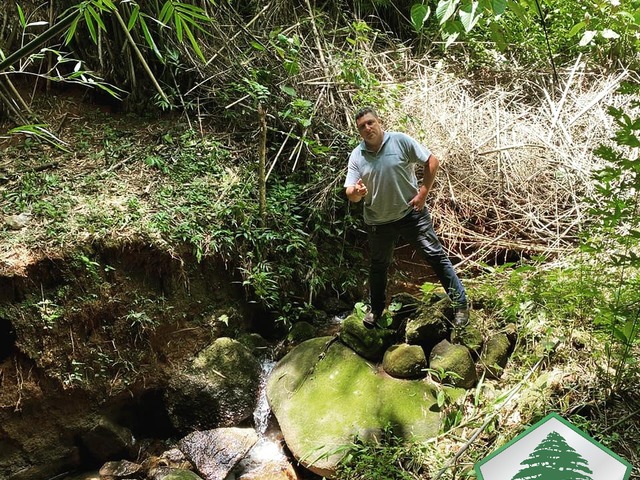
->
[258, 103, 267, 226]
[111, 6, 169, 105]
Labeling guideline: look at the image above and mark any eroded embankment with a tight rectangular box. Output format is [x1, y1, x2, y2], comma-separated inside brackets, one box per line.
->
[0, 242, 253, 480]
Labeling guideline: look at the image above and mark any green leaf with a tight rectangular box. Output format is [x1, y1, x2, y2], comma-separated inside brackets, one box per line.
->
[491, 0, 507, 15]
[174, 14, 183, 41]
[16, 3, 26, 27]
[174, 2, 211, 22]
[489, 22, 507, 51]
[127, 5, 140, 31]
[437, 389, 446, 408]
[280, 85, 296, 96]
[568, 21, 586, 38]
[181, 21, 205, 62]
[84, 9, 97, 43]
[436, 0, 459, 25]
[139, 15, 163, 61]
[506, 0, 527, 22]
[159, 1, 175, 24]
[64, 16, 82, 45]
[411, 3, 431, 32]
[459, 0, 481, 33]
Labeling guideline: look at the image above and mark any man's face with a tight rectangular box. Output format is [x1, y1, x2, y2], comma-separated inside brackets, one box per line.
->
[356, 113, 383, 149]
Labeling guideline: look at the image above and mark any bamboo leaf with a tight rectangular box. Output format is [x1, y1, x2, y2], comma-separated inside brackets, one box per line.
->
[127, 5, 140, 31]
[174, 2, 211, 22]
[174, 14, 183, 41]
[97, 0, 117, 11]
[159, 1, 175, 24]
[84, 9, 98, 43]
[139, 15, 163, 61]
[16, 3, 26, 27]
[64, 16, 82, 45]
[181, 21, 205, 62]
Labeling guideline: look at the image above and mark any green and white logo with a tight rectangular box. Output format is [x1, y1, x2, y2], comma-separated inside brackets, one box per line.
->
[475, 413, 632, 480]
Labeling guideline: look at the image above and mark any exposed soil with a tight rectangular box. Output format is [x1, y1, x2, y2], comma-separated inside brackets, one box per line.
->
[0, 240, 261, 479]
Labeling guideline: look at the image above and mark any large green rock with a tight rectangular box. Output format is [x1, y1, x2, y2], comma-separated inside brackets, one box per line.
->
[165, 338, 261, 433]
[266, 337, 441, 479]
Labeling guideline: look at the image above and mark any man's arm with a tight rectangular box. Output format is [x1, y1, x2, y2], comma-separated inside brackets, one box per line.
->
[409, 154, 440, 211]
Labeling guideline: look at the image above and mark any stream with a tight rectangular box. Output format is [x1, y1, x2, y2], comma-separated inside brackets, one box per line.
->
[58, 351, 323, 480]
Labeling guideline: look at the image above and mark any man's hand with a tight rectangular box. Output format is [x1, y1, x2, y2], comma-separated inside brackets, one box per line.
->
[409, 188, 427, 211]
[354, 179, 368, 197]
[346, 179, 368, 202]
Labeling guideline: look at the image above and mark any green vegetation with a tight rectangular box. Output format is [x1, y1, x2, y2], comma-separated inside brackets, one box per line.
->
[336, 424, 427, 480]
[0, 0, 639, 478]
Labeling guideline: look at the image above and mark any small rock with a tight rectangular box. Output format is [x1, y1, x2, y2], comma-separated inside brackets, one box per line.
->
[382, 343, 427, 379]
[148, 466, 204, 480]
[479, 333, 511, 379]
[429, 339, 477, 388]
[179, 428, 258, 480]
[99, 459, 142, 477]
[5, 212, 32, 230]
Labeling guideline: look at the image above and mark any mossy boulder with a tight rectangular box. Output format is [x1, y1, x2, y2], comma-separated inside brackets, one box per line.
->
[382, 344, 427, 379]
[451, 324, 483, 353]
[404, 297, 450, 350]
[429, 340, 477, 388]
[287, 321, 317, 344]
[266, 337, 441, 479]
[339, 314, 396, 361]
[479, 333, 511, 379]
[165, 338, 261, 433]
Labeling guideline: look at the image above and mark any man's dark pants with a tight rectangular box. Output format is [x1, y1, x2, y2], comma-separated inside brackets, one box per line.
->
[368, 209, 467, 317]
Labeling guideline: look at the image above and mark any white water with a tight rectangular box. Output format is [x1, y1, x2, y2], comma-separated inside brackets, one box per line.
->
[253, 358, 276, 436]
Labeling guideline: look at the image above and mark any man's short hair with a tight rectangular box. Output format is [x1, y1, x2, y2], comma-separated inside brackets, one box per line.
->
[355, 107, 378, 122]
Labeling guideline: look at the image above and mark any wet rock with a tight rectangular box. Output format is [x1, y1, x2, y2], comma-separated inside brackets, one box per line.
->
[267, 337, 441, 479]
[141, 448, 193, 473]
[479, 333, 511, 378]
[429, 339, 477, 388]
[99, 459, 142, 477]
[237, 461, 299, 480]
[178, 428, 258, 480]
[287, 321, 317, 344]
[165, 338, 261, 433]
[148, 466, 204, 480]
[339, 314, 395, 361]
[235, 438, 299, 480]
[79, 416, 135, 464]
[382, 343, 427, 379]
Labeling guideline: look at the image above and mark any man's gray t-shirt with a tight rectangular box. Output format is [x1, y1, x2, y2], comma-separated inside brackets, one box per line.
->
[344, 131, 431, 225]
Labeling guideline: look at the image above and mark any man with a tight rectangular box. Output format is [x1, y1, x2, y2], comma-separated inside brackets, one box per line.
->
[344, 107, 469, 328]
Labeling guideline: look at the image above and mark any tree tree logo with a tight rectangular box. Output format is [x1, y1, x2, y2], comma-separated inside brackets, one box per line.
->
[475, 413, 632, 480]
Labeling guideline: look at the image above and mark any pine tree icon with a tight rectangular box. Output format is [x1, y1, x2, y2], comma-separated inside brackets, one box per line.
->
[511, 431, 594, 480]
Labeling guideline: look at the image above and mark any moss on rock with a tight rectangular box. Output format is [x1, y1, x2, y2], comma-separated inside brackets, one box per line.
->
[382, 343, 427, 379]
[266, 337, 440, 478]
[479, 333, 511, 378]
[429, 340, 477, 389]
[339, 314, 396, 362]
